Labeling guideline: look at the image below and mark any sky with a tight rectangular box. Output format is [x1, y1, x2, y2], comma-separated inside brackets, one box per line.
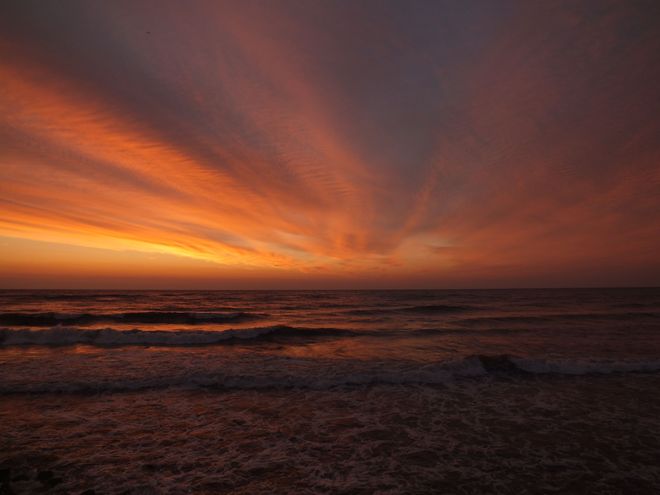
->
[1, 0, 659, 289]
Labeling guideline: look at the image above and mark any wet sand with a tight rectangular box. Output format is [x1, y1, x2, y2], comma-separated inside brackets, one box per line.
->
[2, 373, 660, 494]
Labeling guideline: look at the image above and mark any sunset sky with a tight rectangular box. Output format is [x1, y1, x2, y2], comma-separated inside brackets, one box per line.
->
[1, 0, 659, 289]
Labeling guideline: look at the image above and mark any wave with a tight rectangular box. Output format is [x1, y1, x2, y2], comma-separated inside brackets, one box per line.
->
[508, 356, 660, 375]
[400, 304, 471, 313]
[0, 358, 488, 394]
[0, 291, 149, 301]
[458, 311, 660, 326]
[0, 325, 356, 346]
[0, 323, 530, 345]
[346, 304, 471, 316]
[3, 355, 660, 395]
[0, 311, 265, 327]
[470, 354, 660, 375]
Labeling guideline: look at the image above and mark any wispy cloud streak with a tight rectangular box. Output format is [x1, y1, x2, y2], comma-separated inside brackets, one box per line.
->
[1, 0, 659, 287]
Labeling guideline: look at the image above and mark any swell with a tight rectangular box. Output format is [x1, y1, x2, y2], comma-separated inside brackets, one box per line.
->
[457, 311, 660, 326]
[345, 304, 471, 316]
[0, 292, 149, 301]
[2, 355, 660, 395]
[400, 304, 472, 313]
[0, 325, 357, 346]
[0, 311, 264, 327]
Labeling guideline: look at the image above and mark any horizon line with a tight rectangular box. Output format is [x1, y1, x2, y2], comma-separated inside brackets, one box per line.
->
[0, 286, 658, 291]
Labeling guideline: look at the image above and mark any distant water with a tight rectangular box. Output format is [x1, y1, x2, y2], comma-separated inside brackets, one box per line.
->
[2, 289, 660, 493]
[2, 288, 660, 390]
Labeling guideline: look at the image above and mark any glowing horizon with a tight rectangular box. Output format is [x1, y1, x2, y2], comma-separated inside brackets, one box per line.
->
[1, 0, 659, 289]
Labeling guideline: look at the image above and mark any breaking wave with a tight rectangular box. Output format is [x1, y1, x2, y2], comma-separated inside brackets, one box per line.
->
[471, 354, 660, 375]
[2, 354, 660, 394]
[0, 325, 356, 346]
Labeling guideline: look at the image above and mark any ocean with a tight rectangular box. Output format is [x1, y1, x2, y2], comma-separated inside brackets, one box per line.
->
[2, 288, 660, 493]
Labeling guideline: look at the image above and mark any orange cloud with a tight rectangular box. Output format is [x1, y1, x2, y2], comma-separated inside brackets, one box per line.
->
[1, 0, 659, 287]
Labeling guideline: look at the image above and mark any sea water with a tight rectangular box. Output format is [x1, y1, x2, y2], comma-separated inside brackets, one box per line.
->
[1, 289, 660, 493]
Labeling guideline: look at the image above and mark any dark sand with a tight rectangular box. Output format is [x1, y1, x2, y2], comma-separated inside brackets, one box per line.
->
[2, 373, 660, 494]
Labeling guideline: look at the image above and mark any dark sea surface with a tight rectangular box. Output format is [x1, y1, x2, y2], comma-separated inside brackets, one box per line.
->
[2, 288, 660, 493]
